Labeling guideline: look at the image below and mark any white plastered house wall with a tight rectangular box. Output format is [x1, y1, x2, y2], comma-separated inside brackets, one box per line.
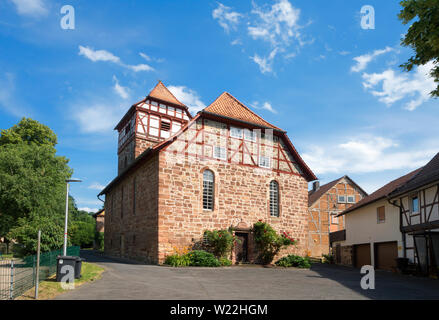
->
[335, 198, 414, 266]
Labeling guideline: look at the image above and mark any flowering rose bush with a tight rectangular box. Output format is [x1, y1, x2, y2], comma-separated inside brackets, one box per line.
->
[252, 221, 297, 265]
[203, 228, 238, 258]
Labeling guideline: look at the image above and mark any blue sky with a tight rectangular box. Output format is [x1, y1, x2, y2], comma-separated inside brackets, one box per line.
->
[1, 0, 438, 212]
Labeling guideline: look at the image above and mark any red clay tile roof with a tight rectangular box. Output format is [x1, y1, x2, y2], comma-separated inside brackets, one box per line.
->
[389, 152, 439, 197]
[308, 175, 368, 207]
[339, 168, 423, 216]
[203, 92, 282, 130]
[148, 81, 186, 107]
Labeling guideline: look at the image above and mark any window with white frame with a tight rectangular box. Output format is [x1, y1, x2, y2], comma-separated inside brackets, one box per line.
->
[203, 170, 214, 210]
[213, 146, 227, 160]
[259, 156, 271, 168]
[347, 195, 356, 203]
[230, 126, 243, 139]
[270, 181, 279, 217]
[244, 129, 257, 142]
[411, 194, 419, 213]
[337, 195, 346, 203]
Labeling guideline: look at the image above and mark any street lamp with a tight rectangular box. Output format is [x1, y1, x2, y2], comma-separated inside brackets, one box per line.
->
[64, 178, 82, 256]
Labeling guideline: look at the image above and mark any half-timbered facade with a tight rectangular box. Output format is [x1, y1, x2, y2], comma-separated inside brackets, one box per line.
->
[307, 176, 367, 258]
[388, 152, 439, 275]
[99, 81, 317, 264]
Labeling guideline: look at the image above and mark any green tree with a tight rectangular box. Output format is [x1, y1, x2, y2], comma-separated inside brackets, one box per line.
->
[0, 117, 57, 147]
[8, 215, 67, 255]
[0, 118, 73, 253]
[399, 0, 439, 97]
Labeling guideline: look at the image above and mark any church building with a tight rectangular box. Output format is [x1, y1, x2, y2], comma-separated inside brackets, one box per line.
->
[99, 81, 317, 264]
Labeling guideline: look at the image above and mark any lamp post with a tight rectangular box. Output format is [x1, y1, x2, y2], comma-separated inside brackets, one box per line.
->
[64, 179, 82, 256]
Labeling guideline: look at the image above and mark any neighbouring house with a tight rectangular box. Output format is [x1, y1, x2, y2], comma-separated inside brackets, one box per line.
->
[98, 81, 317, 264]
[93, 209, 105, 233]
[307, 176, 367, 258]
[333, 168, 422, 271]
[388, 152, 439, 275]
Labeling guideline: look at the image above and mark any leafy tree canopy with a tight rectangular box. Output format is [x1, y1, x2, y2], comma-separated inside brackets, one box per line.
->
[0, 118, 72, 243]
[0, 117, 58, 147]
[399, 0, 439, 97]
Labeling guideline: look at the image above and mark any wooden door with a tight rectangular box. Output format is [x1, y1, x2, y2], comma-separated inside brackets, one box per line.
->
[375, 241, 398, 270]
[235, 233, 248, 263]
[354, 243, 371, 268]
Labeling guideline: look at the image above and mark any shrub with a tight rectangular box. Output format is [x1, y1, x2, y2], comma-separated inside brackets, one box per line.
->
[188, 250, 220, 267]
[164, 254, 191, 267]
[322, 253, 335, 264]
[219, 257, 232, 266]
[252, 221, 297, 264]
[275, 255, 311, 268]
[203, 229, 236, 258]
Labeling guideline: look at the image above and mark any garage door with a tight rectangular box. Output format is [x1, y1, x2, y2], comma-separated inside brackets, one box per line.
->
[354, 244, 371, 268]
[375, 241, 398, 271]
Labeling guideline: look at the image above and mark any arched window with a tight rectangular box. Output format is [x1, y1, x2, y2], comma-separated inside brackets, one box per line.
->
[270, 181, 279, 217]
[203, 170, 214, 210]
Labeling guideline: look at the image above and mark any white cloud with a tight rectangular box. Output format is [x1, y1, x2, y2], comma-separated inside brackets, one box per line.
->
[351, 47, 393, 73]
[248, 0, 302, 47]
[127, 64, 154, 72]
[362, 61, 436, 111]
[252, 101, 277, 114]
[167, 86, 206, 114]
[10, 0, 48, 17]
[303, 135, 437, 175]
[212, 3, 242, 33]
[339, 51, 351, 56]
[251, 48, 278, 74]
[0, 73, 29, 117]
[78, 46, 154, 72]
[79, 46, 120, 63]
[231, 39, 242, 46]
[88, 183, 106, 191]
[112, 76, 129, 99]
[139, 52, 164, 63]
[73, 103, 124, 134]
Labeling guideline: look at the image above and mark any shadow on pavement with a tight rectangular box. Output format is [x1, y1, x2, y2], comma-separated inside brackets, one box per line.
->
[309, 263, 439, 300]
[79, 250, 149, 266]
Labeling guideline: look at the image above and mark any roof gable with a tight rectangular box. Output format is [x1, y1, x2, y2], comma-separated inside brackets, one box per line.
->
[148, 81, 186, 107]
[308, 175, 368, 207]
[203, 92, 282, 130]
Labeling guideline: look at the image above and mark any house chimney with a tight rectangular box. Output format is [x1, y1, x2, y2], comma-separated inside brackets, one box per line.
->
[313, 181, 320, 192]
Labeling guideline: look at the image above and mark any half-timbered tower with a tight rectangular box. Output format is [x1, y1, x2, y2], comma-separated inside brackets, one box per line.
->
[114, 81, 192, 173]
[389, 152, 439, 275]
[307, 176, 367, 258]
[99, 81, 317, 264]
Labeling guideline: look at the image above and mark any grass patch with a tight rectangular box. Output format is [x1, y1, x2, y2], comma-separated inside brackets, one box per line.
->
[17, 262, 105, 300]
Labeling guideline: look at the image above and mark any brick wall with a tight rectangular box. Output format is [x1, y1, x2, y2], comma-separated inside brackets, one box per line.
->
[308, 179, 365, 258]
[105, 154, 160, 263]
[157, 151, 309, 264]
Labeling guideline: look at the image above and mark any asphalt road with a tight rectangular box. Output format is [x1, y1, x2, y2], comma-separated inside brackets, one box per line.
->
[55, 250, 439, 300]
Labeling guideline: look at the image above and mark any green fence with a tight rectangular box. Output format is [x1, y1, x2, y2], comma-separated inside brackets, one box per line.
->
[0, 246, 80, 300]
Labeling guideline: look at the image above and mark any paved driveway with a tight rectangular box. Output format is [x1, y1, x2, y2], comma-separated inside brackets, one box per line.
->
[55, 251, 439, 300]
